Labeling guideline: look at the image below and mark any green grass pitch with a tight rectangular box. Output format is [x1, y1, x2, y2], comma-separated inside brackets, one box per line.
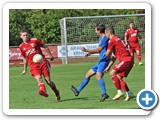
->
[9, 59, 145, 109]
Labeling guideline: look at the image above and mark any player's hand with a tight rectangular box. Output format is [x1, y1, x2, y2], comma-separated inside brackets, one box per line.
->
[140, 40, 143, 46]
[125, 42, 128, 46]
[103, 66, 110, 73]
[21, 70, 26, 76]
[126, 44, 129, 49]
[85, 52, 91, 57]
[50, 57, 54, 61]
[81, 47, 87, 52]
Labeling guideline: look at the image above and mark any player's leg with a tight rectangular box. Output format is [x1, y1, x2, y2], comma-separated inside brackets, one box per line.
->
[77, 69, 95, 92]
[35, 75, 48, 97]
[117, 60, 134, 101]
[129, 45, 135, 65]
[30, 68, 48, 97]
[109, 69, 124, 100]
[117, 75, 131, 97]
[42, 61, 60, 101]
[136, 50, 143, 65]
[45, 76, 60, 102]
[96, 72, 106, 95]
[135, 44, 143, 65]
[96, 62, 109, 101]
[71, 68, 95, 96]
[129, 46, 134, 60]
[119, 79, 134, 101]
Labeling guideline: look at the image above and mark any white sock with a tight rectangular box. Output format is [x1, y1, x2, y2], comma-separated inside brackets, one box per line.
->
[118, 90, 123, 93]
[126, 91, 132, 95]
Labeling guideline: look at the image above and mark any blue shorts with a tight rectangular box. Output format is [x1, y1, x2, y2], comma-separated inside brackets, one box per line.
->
[91, 61, 109, 74]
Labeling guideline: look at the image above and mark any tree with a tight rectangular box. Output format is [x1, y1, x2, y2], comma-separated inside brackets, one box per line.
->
[9, 9, 138, 46]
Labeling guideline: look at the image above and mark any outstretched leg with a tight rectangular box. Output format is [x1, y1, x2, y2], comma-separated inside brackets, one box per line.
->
[71, 69, 95, 96]
[45, 76, 60, 102]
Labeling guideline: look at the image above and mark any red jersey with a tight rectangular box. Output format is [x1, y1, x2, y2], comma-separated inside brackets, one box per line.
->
[125, 28, 139, 44]
[19, 38, 46, 66]
[107, 36, 131, 62]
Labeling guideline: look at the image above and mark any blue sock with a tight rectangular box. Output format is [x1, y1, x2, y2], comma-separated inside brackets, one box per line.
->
[98, 78, 106, 94]
[77, 78, 90, 93]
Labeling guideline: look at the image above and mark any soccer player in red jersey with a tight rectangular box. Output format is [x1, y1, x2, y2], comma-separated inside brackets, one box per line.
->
[104, 27, 134, 101]
[124, 21, 143, 65]
[19, 29, 60, 102]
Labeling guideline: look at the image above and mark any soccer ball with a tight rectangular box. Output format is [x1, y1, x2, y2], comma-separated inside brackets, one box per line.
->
[33, 54, 43, 63]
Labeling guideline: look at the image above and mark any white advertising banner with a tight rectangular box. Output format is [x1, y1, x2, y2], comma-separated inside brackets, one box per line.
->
[58, 44, 99, 57]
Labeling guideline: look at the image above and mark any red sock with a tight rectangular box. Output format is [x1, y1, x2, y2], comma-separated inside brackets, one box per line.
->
[131, 53, 134, 62]
[120, 80, 129, 92]
[137, 54, 141, 62]
[50, 81, 59, 96]
[38, 83, 47, 93]
[111, 75, 121, 90]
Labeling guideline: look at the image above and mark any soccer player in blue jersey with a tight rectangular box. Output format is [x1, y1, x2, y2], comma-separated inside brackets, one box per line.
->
[71, 24, 110, 102]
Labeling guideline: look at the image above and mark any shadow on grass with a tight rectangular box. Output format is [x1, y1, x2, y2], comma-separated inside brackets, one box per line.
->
[60, 97, 89, 102]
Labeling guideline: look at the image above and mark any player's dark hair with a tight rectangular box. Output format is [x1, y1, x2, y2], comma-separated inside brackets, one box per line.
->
[106, 27, 115, 35]
[19, 29, 30, 42]
[19, 29, 29, 35]
[96, 24, 105, 33]
[129, 21, 134, 24]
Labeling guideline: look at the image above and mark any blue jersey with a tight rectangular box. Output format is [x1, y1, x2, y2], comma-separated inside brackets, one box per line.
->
[98, 35, 110, 62]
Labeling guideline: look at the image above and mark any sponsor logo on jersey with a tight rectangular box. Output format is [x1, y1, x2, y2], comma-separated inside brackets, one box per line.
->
[30, 43, 34, 47]
[131, 33, 137, 37]
[26, 48, 36, 56]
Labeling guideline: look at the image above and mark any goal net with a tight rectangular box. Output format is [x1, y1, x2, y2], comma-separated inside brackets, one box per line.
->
[60, 14, 145, 64]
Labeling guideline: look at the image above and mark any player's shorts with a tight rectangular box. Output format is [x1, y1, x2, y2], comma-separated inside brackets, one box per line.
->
[129, 43, 140, 53]
[113, 58, 134, 78]
[91, 60, 110, 74]
[30, 60, 51, 78]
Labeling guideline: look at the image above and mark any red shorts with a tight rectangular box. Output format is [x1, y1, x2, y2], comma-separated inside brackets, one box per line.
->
[113, 59, 134, 78]
[30, 60, 51, 77]
[129, 43, 140, 53]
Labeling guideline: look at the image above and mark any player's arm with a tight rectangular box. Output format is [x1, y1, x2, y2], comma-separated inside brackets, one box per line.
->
[124, 31, 129, 46]
[138, 33, 142, 45]
[124, 36, 128, 46]
[108, 54, 116, 67]
[104, 54, 116, 73]
[105, 49, 112, 58]
[43, 44, 54, 61]
[21, 57, 28, 76]
[85, 52, 91, 58]
[81, 46, 102, 54]
[106, 39, 114, 59]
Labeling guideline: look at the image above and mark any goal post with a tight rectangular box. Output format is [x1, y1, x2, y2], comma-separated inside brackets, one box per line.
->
[60, 18, 68, 64]
[60, 14, 145, 64]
